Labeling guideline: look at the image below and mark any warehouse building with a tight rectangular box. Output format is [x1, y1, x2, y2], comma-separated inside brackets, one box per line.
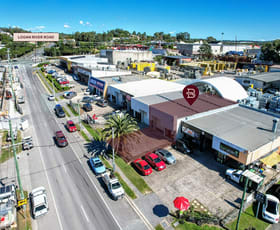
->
[181, 105, 280, 166]
[235, 72, 280, 90]
[100, 49, 153, 66]
[107, 79, 184, 111]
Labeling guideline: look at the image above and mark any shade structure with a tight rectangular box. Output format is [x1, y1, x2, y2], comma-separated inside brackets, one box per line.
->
[173, 197, 190, 211]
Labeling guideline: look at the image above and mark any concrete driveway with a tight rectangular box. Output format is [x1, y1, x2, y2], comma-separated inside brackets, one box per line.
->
[143, 146, 244, 218]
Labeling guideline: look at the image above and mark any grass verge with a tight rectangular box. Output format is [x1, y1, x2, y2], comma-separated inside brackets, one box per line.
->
[100, 157, 137, 199]
[16, 190, 32, 230]
[173, 220, 221, 230]
[80, 130, 91, 142]
[36, 71, 52, 94]
[67, 104, 78, 116]
[226, 204, 269, 230]
[1, 131, 22, 163]
[62, 106, 70, 117]
[81, 121, 100, 139]
[115, 157, 152, 194]
[155, 224, 165, 230]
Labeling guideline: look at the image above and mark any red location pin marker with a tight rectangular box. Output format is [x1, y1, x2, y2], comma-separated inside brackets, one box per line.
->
[182, 85, 199, 105]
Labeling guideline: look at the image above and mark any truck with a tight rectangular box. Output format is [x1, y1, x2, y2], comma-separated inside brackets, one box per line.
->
[30, 186, 49, 219]
[226, 168, 265, 192]
[101, 171, 124, 200]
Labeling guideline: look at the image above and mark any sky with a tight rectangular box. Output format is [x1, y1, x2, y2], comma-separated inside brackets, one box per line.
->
[1, 0, 280, 41]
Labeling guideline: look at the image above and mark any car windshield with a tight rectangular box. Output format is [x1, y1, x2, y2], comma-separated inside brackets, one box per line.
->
[94, 162, 103, 168]
[267, 200, 278, 214]
[58, 136, 66, 141]
[165, 152, 172, 157]
[35, 204, 47, 213]
[112, 182, 121, 190]
[154, 157, 161, 163]
[69, 123, 75, 127]
[143, 165, 150, 170]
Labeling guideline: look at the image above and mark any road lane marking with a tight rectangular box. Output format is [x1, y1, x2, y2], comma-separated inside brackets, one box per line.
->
[81, 205, 90, 223]
[24, 66, 64, 230]
[62, 163, 67, 174]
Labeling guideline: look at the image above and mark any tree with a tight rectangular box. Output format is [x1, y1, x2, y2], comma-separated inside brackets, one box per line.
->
[176, 32, 190, 41]
[206, 36, 217, 43]
[261, 40, 280, 63]
[198, 42, 213, 59]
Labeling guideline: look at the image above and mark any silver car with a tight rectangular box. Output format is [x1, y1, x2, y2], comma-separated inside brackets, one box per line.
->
[155, 149, 176, 164]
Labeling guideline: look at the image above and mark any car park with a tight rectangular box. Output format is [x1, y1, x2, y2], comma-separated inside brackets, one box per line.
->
[30, 187, 49, 219]
[82, 96, 95, 104]
[262, 194, 279, 224]
[48, 95, 55, 101]
[66, 120, 77, 132]
[172, 139, 193, 154]
[54, 104, 65, 118]
[96, 99, 108, 107]
[89, 157, 106, 174]
[55, 131, 68, 147]
[144, 152, 166, 171]
[133, 159, 153, 176]
[82, 103, 92, 112]
[155, 149, 176, 164]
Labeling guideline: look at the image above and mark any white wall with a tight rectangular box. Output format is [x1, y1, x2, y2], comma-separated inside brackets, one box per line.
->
[131, 98, 149, 125]
[176, 118, 186, 139]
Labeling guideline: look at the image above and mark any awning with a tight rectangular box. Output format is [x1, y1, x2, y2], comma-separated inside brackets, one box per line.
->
[260, 149, 280, 167]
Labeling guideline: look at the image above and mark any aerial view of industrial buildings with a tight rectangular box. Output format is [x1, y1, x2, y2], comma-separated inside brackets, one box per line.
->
[1, 1, 280, 230]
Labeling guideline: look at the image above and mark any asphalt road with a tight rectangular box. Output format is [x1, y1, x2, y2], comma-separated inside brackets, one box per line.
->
[22, 64, 122, 230]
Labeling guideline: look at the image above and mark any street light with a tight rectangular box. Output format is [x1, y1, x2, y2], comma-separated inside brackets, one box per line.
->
[112, 127, 115, 173]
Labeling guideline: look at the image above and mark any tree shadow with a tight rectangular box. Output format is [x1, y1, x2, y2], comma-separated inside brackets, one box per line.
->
[153, 204, 169, 217]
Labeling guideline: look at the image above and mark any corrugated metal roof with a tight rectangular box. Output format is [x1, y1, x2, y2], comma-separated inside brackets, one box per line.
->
[150, 94, 236, 118]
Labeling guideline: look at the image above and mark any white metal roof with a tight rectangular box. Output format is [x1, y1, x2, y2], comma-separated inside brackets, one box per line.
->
[196, 77, 248, 102]
[110, 79, 185, 97]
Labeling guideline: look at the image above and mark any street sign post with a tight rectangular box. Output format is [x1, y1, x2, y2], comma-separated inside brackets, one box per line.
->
[255, 192, 266, 218]
[17, 198, 27, 207]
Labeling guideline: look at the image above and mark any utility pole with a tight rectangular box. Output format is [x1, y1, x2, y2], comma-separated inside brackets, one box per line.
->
[77, 100, 81, 130]
[52, 78, 55, 98]
[7, 48, 24, 200]
[235, 176, 249, 230]
[112, 127, 115, 172]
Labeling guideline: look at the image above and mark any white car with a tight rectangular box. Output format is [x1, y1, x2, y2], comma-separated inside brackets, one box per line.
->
[262, 194, 279, 224]
[30, 187, 49, 219]
[112, 110, 124, 117]
[92, 95, 101, 101]
[48, 95, 55, 101]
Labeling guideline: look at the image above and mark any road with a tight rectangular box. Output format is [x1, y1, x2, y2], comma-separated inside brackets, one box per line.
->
[20, 64, 121, 230]
[17, 64, 148, 230]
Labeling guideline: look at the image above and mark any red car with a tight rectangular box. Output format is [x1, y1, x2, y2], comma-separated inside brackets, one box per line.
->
[66, 120, 77, 132]
[144, 152, 166, 171]
[133, 159, 152, 176]
[59, 79, 70, 85]
[55, 131, 68, 147]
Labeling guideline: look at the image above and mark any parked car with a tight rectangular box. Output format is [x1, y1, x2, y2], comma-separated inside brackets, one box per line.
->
[81, 96, 95, 104]
[55, 131, 68, 147]
[133, 159, 153, 176]
[48, 95, 55, 101]
[267, 184, 280, 200]
[82, 103, 92, 112]
[47, 70, 55, 74]
[73, 75, 80, 81]
[59, 79, 69, 85]
[262, 194, 279, 224]
[63, 91, 77, 99]
[30, 186, 49, 219]
[89, 157, 106, 174]
[84, 88, 91, 95]
[66, 120, 77, 132]
[96, 99, 108, 107]
[92, 95, 101, 101]
[22, 136, 33, 150]
[54, 104, 65, 118]
[172, 139, 193, 154]
[17, 95, 25, 104]
[155, 149, 176, 164]
[144, 152, 166, 171]
[112, 110, 124, 117]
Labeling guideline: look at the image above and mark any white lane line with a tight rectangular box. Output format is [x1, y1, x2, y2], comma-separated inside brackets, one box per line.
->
[81, 205, 90, 223]
[62, 163, 67, 174]
[25, 67, 64, 230]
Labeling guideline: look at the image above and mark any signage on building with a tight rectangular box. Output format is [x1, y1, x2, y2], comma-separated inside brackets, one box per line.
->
[13, 33, 59, 42]
[88, 76, 105, 91]
[126, 95, 131, 101]
[212, 136, 245, 158]
[182, 126, 198, 138]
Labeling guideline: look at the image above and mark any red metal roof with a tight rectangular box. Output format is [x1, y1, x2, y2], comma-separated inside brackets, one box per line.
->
[150, 93, 236, 118]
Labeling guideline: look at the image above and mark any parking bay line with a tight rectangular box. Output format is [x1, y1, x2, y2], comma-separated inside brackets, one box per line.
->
[81, 205, 90, 223]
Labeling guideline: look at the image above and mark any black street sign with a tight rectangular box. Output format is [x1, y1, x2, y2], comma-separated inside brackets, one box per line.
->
[255, 192, 266, 204]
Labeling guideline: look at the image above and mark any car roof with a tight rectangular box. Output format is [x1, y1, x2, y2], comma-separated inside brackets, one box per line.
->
[33, 194, 46, 206]
[146, 152, 158, 159]
[266, 194, 280, 202]
[55, 104, 62, 107]
[67, 120, 74, 124]
[55, 131, 64, 137]
[134, 158, 148, 166]
[92, 157, 101, 162]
